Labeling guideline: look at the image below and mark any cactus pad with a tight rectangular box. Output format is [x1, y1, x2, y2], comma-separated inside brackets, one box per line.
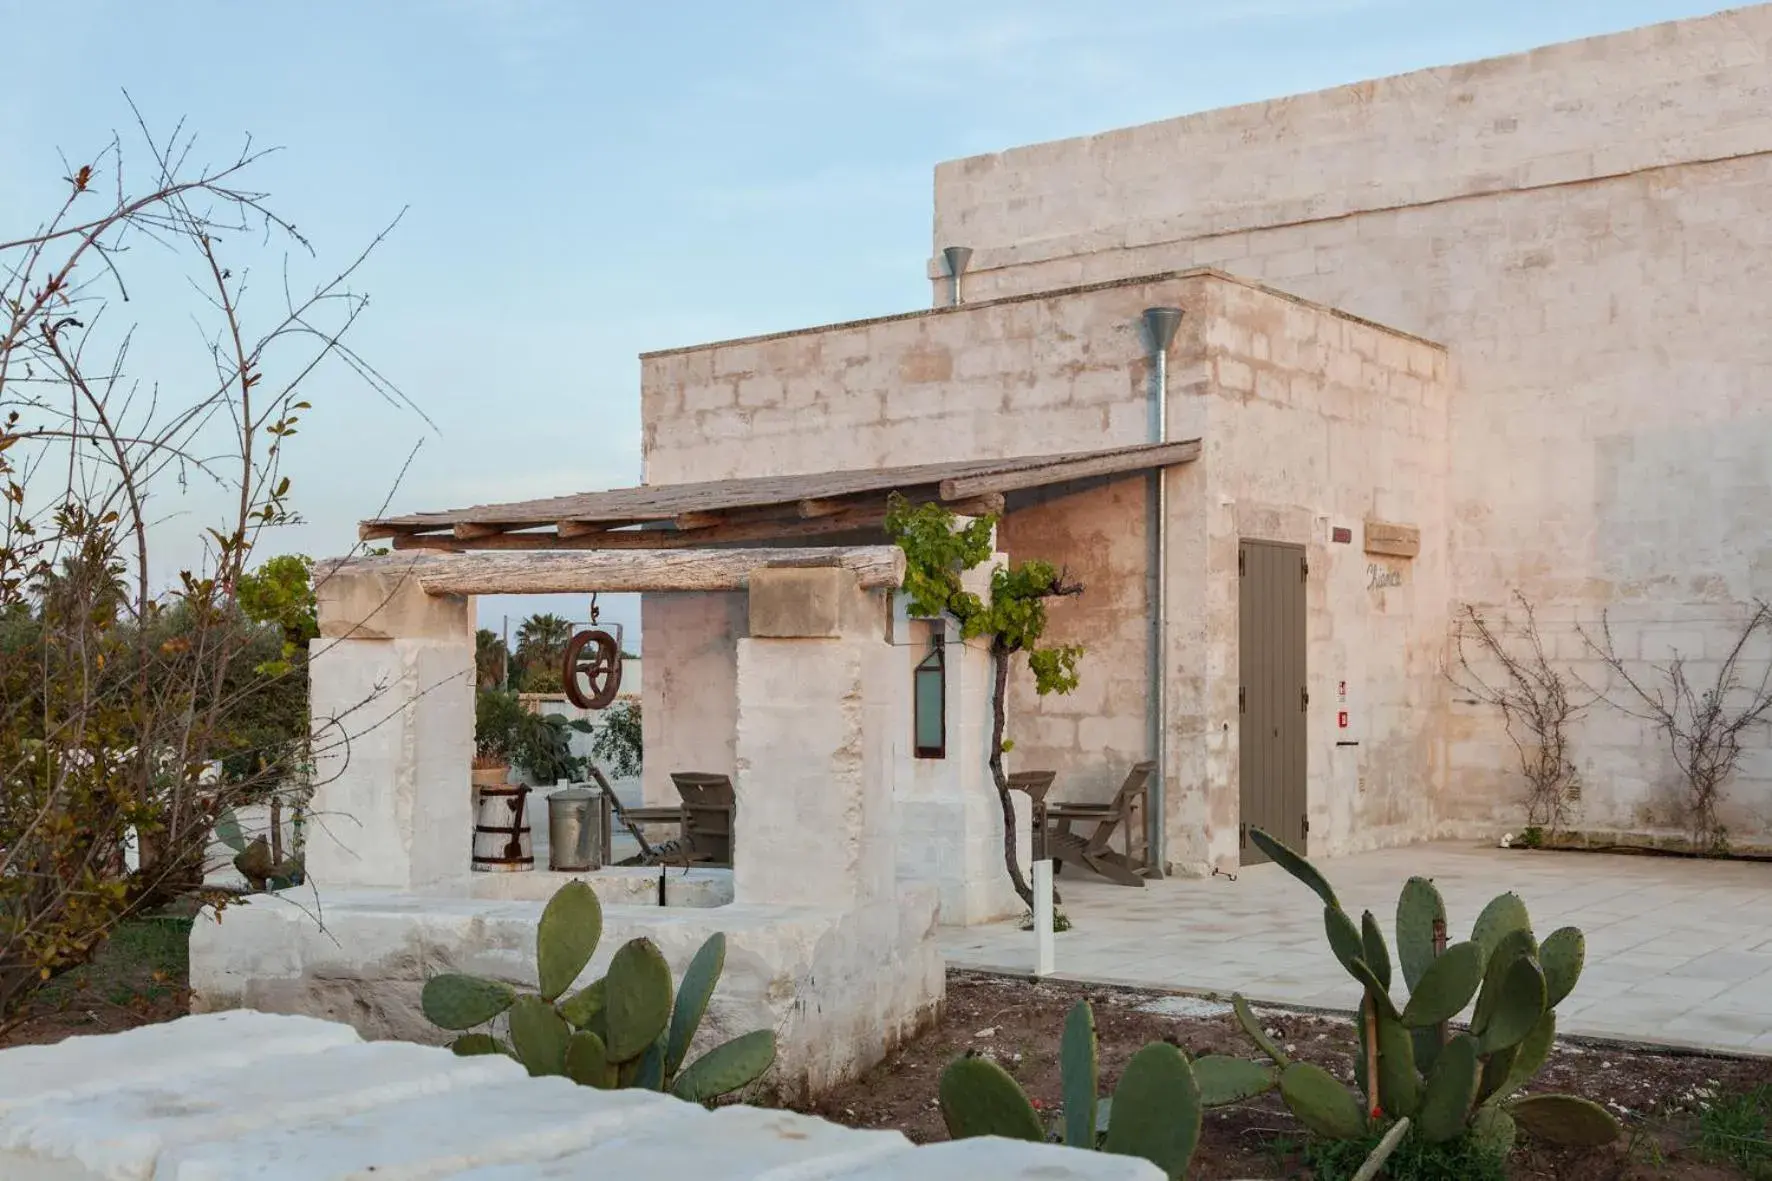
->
[604, 937, 674, 1062]
[1279, 1061, 1368, 1140]
[536, 879, 603, 1002]
[565, 1030, 616, 1089]
[667, 933, 726, 1078]
[1374, 1009, 1421, 1119]
[672, 1029, 778, 1102]
[1193, 1055, 1277, 1107]
[939, 1056, 1045, 1143]
[1539, 926, 1585, 1009]
[1234, 994, 1291, 1067]
[1398, 940, 1482, 1028]
[1325, 905, 1367, 977]
[507, 995, 571, 1077]
[448, 1033, 509, 1057]
[1395, 876, 1446, 992]
[1478, 955, 1546, 1055]
[1417, 1033, 1480, 1143]
[1470, 892, 1532, 960]
[1469, 1102, 1517, 1156]
[420, 974, 518, 1031]
[558, 978, 606, 1030]
[1507, 1093, 1621, 1147]
[1249, 827, 1340, 909]
[1360, 909, 1393, 992]
[1103, 1042, 1202, 1179]
[1060, 1000, 1099, 1149]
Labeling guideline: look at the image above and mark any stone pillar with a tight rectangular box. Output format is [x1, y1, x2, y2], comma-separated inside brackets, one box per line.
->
[887, 563, 1029, 926]
[305, 563, 475, 892]
[733, 566, 894, 908]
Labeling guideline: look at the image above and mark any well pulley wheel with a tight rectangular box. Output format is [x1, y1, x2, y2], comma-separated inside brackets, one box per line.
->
[562, 628, 622, 710]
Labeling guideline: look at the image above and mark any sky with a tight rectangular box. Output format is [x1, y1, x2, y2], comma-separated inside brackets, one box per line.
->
[0, 0, 1739, 648]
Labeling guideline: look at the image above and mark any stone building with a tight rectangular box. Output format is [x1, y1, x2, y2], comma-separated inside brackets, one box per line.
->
[635, 5, 1772, 878]
[365, 6, 1772, 897]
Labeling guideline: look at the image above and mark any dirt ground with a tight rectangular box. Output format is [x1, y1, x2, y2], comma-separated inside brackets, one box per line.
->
[793, 972, 1772, 1180]
[0, 913, 193, 1050]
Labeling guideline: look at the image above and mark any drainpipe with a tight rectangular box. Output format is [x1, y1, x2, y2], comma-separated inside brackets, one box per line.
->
[942, 246, 973, 308]
[1142, 306, 1184, 878]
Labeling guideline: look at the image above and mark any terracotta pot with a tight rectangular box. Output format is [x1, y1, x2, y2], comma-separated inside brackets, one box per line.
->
[471, 764, 510, 789]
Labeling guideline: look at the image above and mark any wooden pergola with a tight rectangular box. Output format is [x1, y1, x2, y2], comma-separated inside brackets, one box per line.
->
[360, 440, 1202, 552]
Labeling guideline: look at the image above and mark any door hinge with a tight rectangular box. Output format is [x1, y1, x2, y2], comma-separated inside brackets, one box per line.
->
[1239, 686, 1246, 713]
[1301, 815, 1311, 838]
[1239, 823, 1248, 847]
[1301, 558, 1310, 581]
[1239, 550, 1246, 576]
[1301, 687, 1309, 710]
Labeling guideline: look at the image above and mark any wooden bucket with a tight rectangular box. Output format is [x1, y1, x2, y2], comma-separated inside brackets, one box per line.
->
[472, 784, 533, 872]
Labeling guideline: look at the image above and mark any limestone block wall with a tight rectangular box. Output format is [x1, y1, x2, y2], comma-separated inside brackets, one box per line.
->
[640, 274, 1202, 822]
[926, 4, 1772, 841]
[1171, 278, 1452, 871]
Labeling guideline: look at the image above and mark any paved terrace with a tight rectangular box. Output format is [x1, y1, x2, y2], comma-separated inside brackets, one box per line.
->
[940, 841, 1772, 1056]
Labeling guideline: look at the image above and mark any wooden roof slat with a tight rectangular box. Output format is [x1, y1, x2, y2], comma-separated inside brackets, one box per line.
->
[362, 440, 1202, 544]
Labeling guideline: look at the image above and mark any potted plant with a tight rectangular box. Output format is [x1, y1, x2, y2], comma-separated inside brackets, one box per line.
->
[473, 687, 525, 789]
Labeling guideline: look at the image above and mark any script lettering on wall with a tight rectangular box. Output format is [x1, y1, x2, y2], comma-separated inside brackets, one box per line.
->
[1363, 520, 1420, 559]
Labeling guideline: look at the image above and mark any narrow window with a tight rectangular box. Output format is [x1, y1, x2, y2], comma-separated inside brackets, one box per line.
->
[913, 639, 946, 759]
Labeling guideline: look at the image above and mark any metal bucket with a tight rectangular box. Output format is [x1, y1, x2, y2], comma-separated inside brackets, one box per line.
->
[548, 785, 603, 872]
[472, 784, 533, 872]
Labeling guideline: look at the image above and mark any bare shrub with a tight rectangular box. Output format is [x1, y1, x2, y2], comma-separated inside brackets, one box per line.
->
[1578, 603, 1772, 851]
[0, 108, 411, 1030]
[1449, 592, 1589, 834]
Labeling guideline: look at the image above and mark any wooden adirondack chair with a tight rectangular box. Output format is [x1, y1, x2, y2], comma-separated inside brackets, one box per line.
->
[1044, 760, 1156, 887]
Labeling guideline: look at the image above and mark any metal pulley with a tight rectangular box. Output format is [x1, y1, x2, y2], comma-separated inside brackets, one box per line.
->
[562, 594, 623, 710]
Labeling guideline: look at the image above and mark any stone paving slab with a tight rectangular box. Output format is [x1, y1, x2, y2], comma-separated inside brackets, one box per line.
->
[940, 841, 1772, 1056]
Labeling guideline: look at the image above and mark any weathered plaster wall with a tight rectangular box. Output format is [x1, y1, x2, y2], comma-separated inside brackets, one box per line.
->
[640, 591, 745, 806]
[928, 5, 1772, 841]
[1171, 279, 1452, 871]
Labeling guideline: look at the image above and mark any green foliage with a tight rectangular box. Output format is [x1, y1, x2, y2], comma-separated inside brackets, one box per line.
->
[418, 881, 774, 1101]
[235, 554, 318, 668]
[1238, 828, 1621, 1156]
[1301, 1121, 1509, 1181]
[883, 494, 1083, 684]
[590, 696, 642, 779]
[475, 688, 527, 763]
[938, 998, 1247, 1177]
[514, 613, 573, 693]
[1695, 1081, 1772, 1179]
[511, 711, 593, 784]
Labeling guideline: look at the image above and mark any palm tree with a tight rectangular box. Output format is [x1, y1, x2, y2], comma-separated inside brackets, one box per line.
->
[514, 613, 572, 693]
[475, 629, 508, 690]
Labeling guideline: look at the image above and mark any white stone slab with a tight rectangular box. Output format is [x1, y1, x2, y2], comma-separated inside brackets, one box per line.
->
[0, 1040, 518, 1180]
[447, 1105, 912, 1179]
[0, 1010, 359, 1116]
[1134, 996, 1232, 1019]
[159, 1077, 688, 1180]
[833, 1136, 1165, 1179]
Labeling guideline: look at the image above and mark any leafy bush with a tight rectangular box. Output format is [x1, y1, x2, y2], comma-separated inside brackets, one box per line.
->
[590, 697, 642, 779]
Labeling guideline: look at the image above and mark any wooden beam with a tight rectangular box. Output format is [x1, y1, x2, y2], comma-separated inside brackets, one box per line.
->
[937, 439, 1202, 500]
[334, 547, 908, 595]
[672, 509, 730, 531]
[556, 520, 614, 539]
[452, 522, 506, 540]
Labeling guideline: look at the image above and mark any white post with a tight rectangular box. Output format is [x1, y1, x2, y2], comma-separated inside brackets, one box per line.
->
[1033, 859, 1055, 977]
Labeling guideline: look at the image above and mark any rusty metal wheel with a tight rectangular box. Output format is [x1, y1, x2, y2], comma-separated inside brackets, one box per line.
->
[562, 628, 622, 710]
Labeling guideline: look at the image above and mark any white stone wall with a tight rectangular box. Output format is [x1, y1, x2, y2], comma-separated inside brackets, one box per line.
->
[0, 1012, 1158, 1179]
[640, 591, 745, 807]
[924, 5, 1772, 841]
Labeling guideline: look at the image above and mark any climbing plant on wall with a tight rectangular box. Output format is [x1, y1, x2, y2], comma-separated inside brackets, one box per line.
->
[885, 494, 1084, 908]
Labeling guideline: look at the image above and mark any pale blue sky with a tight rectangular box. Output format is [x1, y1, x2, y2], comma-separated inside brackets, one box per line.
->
[0, 0, 1736, 643]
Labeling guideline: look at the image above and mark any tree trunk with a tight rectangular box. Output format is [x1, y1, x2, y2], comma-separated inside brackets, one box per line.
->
[988, 641, 1034, 910]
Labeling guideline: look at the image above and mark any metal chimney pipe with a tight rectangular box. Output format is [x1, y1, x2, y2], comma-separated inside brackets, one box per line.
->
[942, 246, 973, 307]
[1142, 307, 1184, 878]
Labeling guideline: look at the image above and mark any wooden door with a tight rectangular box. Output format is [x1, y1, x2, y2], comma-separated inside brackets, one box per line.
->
[1238, 540, 1308, 863]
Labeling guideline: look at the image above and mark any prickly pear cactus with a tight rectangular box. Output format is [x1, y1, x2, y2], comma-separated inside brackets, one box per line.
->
[415, 883, 775, 1103]
[1241, 827, 1622, 1153]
